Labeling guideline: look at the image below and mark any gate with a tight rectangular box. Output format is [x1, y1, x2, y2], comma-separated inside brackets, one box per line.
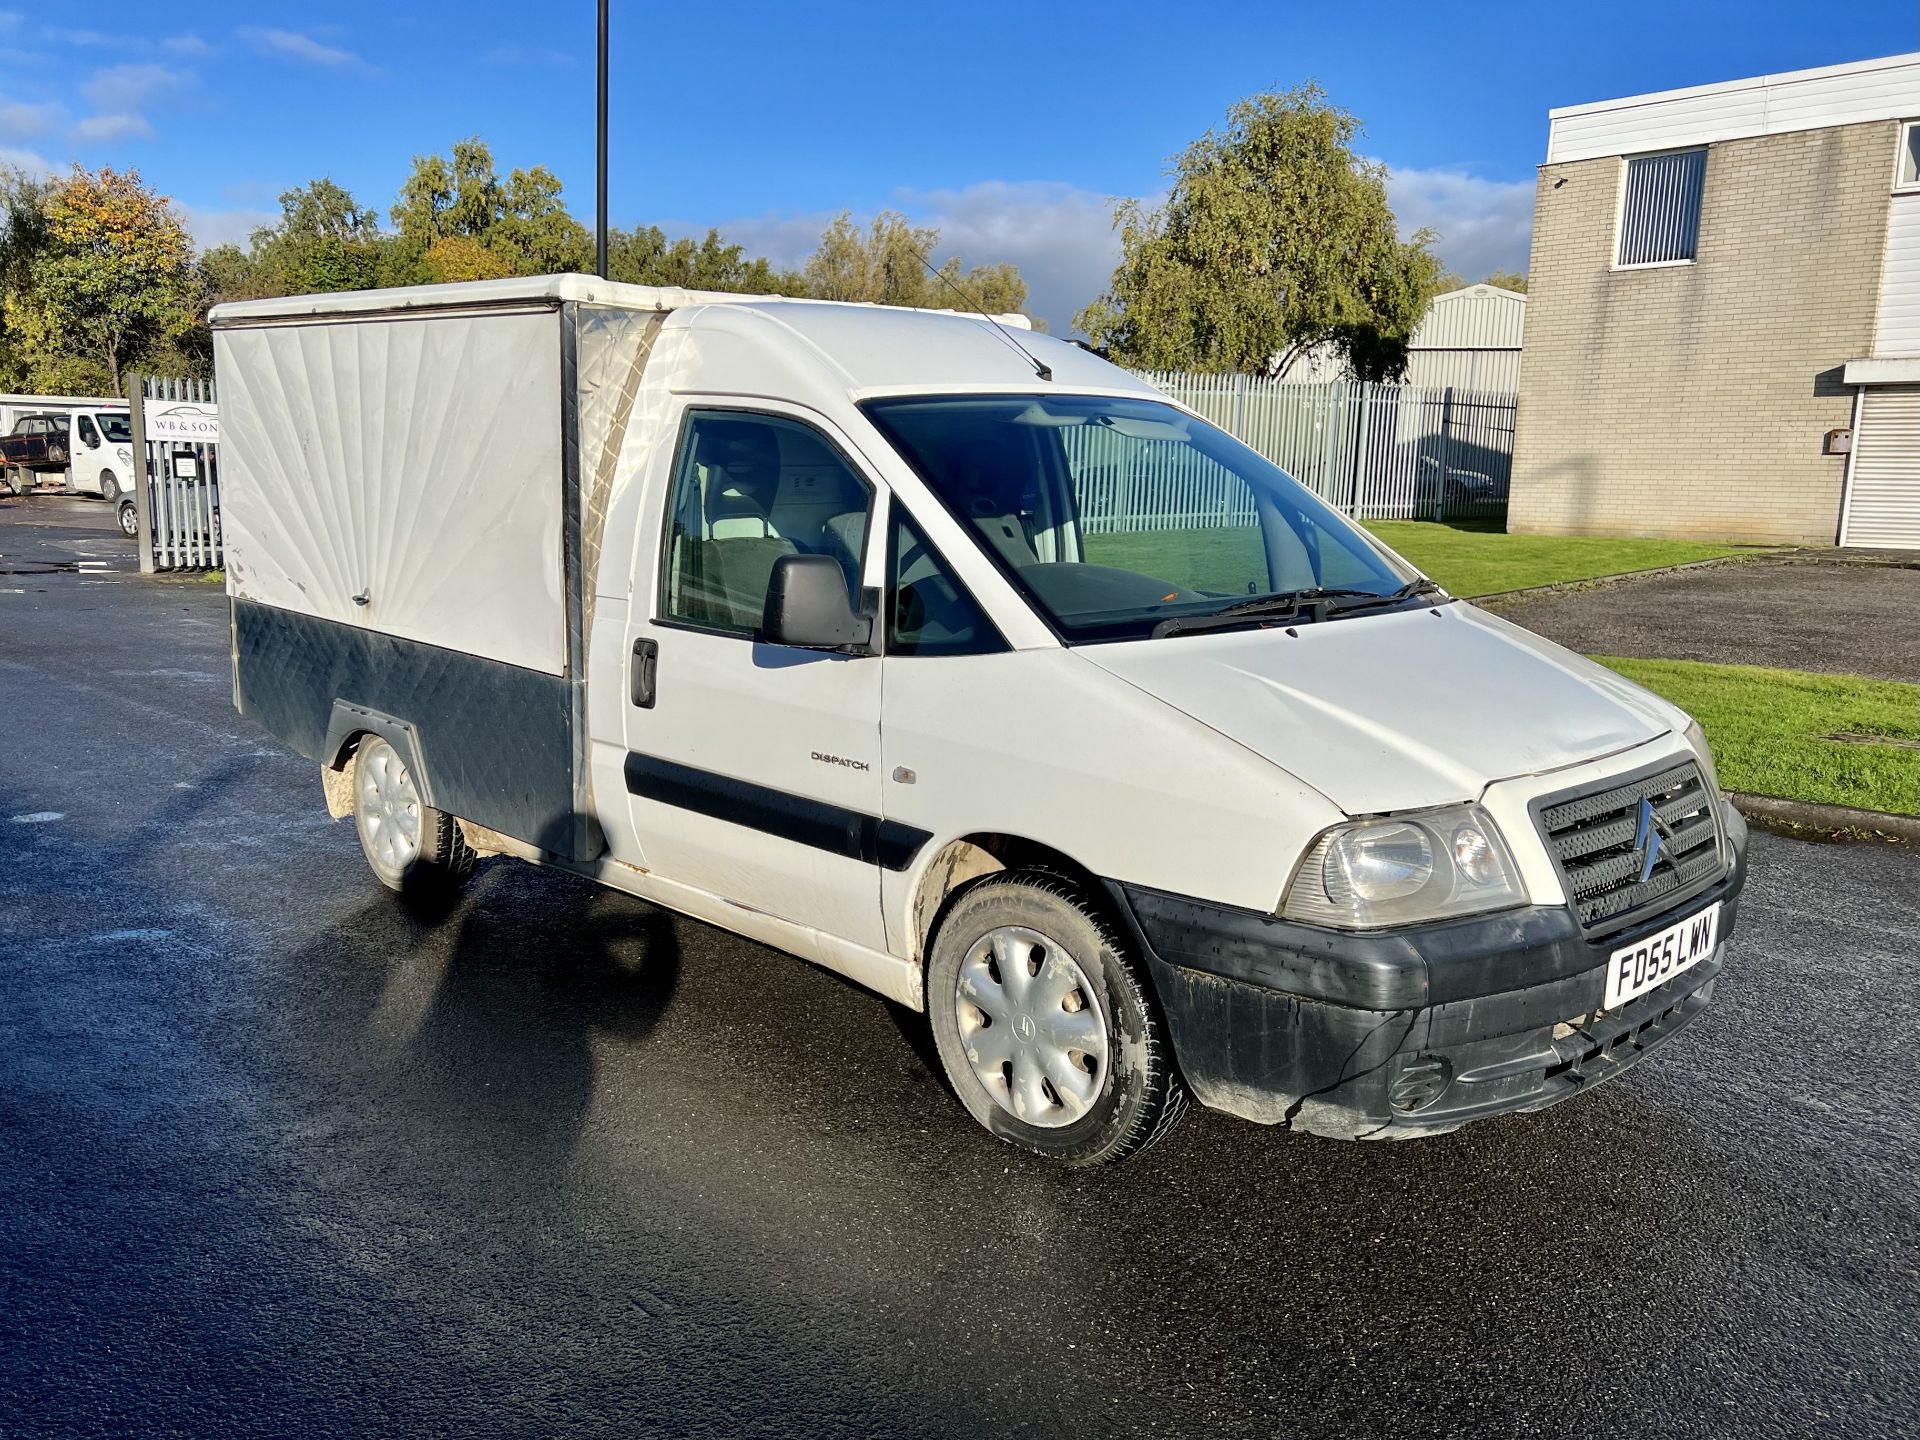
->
[129, 375, 222, 572]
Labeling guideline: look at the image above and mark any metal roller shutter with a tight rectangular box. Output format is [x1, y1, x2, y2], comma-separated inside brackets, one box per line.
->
[1844, 386, 1920, 549]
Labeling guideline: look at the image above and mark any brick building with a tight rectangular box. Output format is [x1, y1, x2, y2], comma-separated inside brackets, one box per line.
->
[1511, 54, 1920, 548]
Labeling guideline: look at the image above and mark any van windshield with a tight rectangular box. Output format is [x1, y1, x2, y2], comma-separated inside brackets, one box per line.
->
[97, 413, 132, 443]
[863, 394, 1417, 642]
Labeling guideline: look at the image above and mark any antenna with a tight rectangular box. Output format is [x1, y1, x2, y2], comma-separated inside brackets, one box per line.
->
[915, 248, 1052, 382]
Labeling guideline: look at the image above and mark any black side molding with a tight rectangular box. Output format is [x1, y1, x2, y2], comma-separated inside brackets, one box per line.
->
[624, 753, 930, 872]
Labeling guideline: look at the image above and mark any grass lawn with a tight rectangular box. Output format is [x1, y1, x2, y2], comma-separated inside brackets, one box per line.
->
[1598, 657, 1920, 816]
[1081, 520, 1766, 599]
[1365, 520, 1767, 598]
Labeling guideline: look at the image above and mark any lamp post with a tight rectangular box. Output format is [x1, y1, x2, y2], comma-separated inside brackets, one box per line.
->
[595, 0, 608, 278]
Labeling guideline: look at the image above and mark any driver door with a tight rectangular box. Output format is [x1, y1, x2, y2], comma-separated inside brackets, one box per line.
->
[619, 403, 892, 952]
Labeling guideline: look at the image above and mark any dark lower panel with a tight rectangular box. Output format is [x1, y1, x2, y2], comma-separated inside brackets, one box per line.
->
[232, 598, 576, 853]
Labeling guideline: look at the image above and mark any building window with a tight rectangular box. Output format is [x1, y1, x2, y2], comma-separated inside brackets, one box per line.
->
[1897, 121, 1920, 190]
[1616, 148, 1706, 267]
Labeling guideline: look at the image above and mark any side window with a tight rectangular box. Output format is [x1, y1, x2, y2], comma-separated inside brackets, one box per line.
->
[77, 415, 100, 447]
[661, 410, 873, 635]
[888, 507, 1006, 657]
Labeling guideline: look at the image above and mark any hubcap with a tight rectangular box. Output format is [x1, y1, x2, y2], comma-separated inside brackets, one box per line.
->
[356, 743, 423, 873]
[955, 925, 1109, 1128]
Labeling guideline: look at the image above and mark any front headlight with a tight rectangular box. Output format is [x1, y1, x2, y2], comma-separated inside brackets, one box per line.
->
[1683, 719, 1722, 797]
[1282, 804, 1527, 929]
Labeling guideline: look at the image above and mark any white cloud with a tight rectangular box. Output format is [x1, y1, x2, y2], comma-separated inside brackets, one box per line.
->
[698, 180, 1124, 335]
[0, 100, 60, 140]
[162, 33, 213, 58]
[238, 27, 371, 72]
[177, 203, 276, 250]
[0, 144, 52, 179]
[47, 27, 115, 46]
[485, 43, 572, 67]
[81, 63, 182, 113]
[1383, 163, 1535, 281]
[72, 113, 154, 144]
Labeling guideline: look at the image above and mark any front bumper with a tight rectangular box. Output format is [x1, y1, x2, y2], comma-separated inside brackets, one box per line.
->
[1108, 803, 1748, 1140]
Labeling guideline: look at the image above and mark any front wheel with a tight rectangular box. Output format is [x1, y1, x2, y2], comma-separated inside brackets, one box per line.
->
[117, 500, 138, 538]
[349, 735, 476, 897]
[98, 470, 119, 502]
[927, 873, 1189, 1166]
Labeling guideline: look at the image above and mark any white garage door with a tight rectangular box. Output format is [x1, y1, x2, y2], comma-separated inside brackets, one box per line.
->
[1844, 386, 1920, 549]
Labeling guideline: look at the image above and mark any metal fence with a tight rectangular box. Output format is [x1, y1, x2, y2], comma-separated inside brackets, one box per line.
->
[130, 375, 222, 572]
[1136, 371, 1517, 523]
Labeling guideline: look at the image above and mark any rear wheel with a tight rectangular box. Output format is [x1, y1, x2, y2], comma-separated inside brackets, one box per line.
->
[350, 735, 475, 897]
[927, 872, 1188, 1166]
[117, 500, 138, 538]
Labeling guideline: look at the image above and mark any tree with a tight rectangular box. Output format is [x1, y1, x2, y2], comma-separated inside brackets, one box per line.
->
[248, 178, 384, 294]
[1076, 84, 1442, 381]
[3, 166, 197, 393]
[0, 166, 53, 389]
[800, 210, 1030, 317]
[1438, 268, 1528, 295]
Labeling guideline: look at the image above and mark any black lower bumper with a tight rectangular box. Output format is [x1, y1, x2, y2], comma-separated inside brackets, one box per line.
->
[1108, 804, 1748, 1140]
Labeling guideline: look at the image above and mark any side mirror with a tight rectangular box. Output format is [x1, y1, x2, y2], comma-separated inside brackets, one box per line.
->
[761, 554, 873, 651]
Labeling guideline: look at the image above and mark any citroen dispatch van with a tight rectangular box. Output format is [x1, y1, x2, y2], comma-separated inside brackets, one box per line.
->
[210, 276, 1746, 1166]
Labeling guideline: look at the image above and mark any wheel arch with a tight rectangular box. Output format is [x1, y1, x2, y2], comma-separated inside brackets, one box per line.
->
[319, 702, 438, 814]
[909, 832, 1125, 969]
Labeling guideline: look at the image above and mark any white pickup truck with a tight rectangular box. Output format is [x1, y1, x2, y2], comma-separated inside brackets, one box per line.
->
[210, 276, 1746, 1166]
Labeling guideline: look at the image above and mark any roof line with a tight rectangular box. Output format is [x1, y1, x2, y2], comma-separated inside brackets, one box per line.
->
[1547, 49, 1920, 119]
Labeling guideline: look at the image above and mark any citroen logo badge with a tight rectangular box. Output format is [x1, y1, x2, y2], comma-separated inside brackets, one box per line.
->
[1632, 797, 1668, 883]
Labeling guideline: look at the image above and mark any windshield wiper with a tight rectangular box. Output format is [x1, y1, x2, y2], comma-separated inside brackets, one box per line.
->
[1149, 579, 1445, 639]
[1149, 588, 1386, 640]
[1320, 577, 1446, 616]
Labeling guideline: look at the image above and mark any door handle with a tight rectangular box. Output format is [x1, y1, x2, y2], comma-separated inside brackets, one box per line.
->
[631, 637, 659, 708]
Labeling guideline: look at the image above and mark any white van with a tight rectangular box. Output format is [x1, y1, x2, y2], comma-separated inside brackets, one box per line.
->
[210, 276, 1746, 1165]
[69, 406, 136, 501]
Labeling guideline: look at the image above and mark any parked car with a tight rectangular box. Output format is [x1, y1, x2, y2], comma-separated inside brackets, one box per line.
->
[1, 412, 70, 493]
[211, 276, 1748, 1166]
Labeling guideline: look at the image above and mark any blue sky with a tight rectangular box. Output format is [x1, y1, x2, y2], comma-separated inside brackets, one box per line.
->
[7, 2, 1920, 330]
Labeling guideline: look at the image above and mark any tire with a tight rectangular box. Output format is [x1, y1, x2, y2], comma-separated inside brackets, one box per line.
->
[117, 500, 139, 538]
[349, 735, 476, 897]
[98, 470, 119, 502]
[927, 872, 1189, 1166]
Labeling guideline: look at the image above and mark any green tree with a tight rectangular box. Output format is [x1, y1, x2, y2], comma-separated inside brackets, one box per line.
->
[1076, 84, 1442, 381]
[0, 166, 53, 389]
[1437, 268, 1528, 294]
[4, 166, 197, 393]
[800, 211, 1030, 317]
[249, 178, 384, 295]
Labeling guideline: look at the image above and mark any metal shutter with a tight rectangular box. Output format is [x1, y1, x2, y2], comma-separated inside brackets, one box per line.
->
[1845, 387, 1920, 549]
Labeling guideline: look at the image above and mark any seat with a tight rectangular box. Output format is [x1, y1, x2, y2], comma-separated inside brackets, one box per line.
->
[947, 441, 1038, 568]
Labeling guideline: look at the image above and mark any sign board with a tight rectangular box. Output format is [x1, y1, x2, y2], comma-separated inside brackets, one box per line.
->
[147, 399, 219, 444]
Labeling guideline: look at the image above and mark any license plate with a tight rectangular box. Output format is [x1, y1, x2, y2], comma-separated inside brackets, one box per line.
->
[1604, 902, 1721, 1010]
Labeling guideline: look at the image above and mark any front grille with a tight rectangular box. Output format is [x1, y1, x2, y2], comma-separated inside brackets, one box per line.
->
[1537, 759, 1725, 934]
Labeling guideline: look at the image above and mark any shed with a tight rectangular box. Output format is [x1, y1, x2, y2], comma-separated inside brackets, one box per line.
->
[1402, 285, 1527, 391]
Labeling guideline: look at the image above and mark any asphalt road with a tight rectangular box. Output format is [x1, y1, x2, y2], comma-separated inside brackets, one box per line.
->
[3, 500, 1917, 1439]
[1488, 556, 1920, 682]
